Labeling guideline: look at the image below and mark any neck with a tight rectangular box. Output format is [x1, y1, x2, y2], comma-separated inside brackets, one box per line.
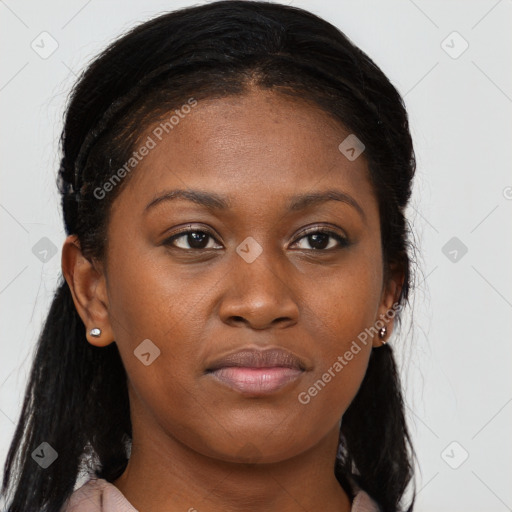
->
[113, 401, 351, 512]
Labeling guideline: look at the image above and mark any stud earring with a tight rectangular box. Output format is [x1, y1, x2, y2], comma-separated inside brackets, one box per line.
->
[378, 326, 387, 345]
[90, 327, 102, 338]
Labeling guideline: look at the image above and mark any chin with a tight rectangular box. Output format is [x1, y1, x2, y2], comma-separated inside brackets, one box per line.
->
[206, 440, 305, 465]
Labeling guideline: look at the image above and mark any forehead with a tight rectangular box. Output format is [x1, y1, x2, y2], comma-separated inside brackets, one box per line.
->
[111, 88, 377, 220]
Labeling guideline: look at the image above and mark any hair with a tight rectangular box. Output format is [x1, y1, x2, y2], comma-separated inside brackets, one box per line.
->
[1, 2, 417, 511]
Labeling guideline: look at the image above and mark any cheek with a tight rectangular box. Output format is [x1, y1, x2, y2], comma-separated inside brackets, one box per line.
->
[295, 291, 375, 427]
[107, 243, 204, 344]
[304, 250, 383, 349]
[105, 245, 229, 422]
[295, 252, 382, 411]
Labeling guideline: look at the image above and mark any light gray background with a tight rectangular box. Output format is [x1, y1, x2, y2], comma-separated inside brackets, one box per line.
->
[1, 1, 511, 511]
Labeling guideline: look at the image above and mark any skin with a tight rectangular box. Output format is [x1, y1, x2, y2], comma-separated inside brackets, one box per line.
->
[62, 87, 403, 512]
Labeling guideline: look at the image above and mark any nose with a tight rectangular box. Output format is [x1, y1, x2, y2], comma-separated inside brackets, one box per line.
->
[218, 246, 299, 330]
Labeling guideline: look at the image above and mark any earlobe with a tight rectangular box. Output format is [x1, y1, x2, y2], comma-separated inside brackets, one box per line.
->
[372, 314, 392, 348]
[372, 264, 405, 348]
[61, 235, 115, 347]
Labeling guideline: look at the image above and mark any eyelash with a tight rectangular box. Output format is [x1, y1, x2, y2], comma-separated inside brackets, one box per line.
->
[162, 226, 350, 252]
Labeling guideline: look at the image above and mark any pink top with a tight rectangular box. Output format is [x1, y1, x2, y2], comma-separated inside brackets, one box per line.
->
[60, 477, 381, 512]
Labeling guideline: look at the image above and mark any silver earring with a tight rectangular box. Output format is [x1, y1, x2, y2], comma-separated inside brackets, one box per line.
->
[378, 326, 387, 344]
[90, 328, 102, 337]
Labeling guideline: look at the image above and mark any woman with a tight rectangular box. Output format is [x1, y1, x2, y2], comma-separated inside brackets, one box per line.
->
[1, 1, 417, 511]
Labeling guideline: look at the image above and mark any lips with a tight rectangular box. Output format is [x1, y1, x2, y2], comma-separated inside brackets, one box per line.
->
[205, 347, 306, 372]
[205, 347, 307, 396]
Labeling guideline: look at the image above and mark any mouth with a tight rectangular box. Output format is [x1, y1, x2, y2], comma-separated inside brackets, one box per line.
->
[207, 366, 304, 395]
[205, 347, 307, 396]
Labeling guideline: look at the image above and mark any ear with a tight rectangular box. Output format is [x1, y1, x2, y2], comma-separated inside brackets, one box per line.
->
[372, 262, 404, 347]
[61, 234, 115, 347]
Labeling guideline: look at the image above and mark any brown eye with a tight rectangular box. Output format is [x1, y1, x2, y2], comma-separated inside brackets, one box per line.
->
[162, 226, 350, 252]
[163, 229, 222, 250]
[292, 229, 350, 251]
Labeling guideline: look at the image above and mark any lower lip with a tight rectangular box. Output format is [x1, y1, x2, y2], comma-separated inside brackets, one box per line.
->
[207, 367, 304, 395]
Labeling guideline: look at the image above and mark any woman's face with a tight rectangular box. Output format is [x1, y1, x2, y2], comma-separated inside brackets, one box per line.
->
[65, 87, 401, 465]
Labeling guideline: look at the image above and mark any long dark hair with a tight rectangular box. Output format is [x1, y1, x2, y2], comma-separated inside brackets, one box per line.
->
[1, 2, 417, 510]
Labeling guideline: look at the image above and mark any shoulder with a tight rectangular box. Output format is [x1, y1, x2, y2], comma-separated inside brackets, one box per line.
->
[60, 477, 139, 512]
[351, 488, 382, 512]
[61, 476, 380, 512]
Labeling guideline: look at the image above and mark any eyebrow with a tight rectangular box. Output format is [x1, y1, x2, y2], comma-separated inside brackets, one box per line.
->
[144, 188, 366, 221]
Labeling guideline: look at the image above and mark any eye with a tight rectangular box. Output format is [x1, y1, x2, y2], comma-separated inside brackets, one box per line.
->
[163, 228, 222, 250]
[162, 225, 350, 252]
[291, 228, 350, 251]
